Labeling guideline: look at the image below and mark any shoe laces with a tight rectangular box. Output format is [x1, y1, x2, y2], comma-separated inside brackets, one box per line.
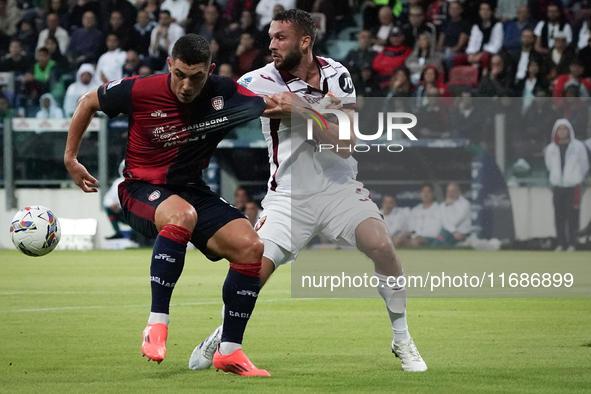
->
[398, 340, 422, 362]
[201, 329, 220, 359]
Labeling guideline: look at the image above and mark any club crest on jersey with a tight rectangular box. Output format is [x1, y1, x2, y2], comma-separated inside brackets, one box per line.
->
[212, 96, 224, 110]
[254, 214, 267, 232]
[148, 190, 161, 201]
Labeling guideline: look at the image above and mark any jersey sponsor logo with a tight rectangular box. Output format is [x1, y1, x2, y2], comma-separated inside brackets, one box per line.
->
[254, 214, 267, 232]
[107, 79, 122, 90]
[162, 116, 230, 147]
[260, 74, 275, 83]
[151, 110, 167, 117]
[339, 72, 354, 94]
[212, 96, 224, 110]
[237, 77, 252, 87]
[148, 190, 161, 201]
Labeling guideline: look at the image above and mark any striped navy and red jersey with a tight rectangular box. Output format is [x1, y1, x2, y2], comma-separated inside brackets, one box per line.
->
[97, 73, 266, 185]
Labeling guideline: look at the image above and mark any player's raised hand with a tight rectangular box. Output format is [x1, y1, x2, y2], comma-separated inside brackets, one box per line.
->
[65, 160, 99, 193]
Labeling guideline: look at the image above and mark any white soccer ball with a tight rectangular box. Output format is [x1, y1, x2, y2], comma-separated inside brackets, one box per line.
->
[10, 206, 61, 257]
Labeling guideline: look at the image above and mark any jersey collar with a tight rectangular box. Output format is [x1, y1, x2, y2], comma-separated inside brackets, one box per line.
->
[276, 56, 337, 94]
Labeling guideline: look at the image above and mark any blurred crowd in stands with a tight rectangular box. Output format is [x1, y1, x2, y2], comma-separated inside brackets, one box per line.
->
[1, 0, 591, 153]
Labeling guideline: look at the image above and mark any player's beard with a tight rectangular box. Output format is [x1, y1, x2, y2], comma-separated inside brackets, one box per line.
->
[274, 47, 302, 71]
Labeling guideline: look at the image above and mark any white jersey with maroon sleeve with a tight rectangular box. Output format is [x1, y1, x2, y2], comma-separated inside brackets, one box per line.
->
[237, 56, 358, 197]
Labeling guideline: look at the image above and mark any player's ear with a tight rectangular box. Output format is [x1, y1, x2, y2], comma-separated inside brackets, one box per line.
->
[301, 35, 311, 51]
[208, 62, 216, 76]
[166, 57, 172, 71]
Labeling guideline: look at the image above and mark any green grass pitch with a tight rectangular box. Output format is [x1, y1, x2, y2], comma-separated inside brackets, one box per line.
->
[1, 249, 590, 394]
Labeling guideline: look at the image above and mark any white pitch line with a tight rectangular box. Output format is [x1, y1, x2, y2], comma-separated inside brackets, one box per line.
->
[7, 298, 320, 313]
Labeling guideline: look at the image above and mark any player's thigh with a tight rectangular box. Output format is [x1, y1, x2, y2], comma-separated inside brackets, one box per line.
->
[206, 218, 263, 263]
[177, 186, 248, 261]
[118, 180, 181, 239]
[318, 182, 383, 247]
[256, 196, 316, 267]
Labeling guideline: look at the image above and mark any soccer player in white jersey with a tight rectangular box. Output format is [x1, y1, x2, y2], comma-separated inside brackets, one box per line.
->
[190, 9, 427, 372]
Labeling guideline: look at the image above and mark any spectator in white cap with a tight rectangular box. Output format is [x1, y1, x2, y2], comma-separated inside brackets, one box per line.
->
[544, 119, 589, 251]
[544, 30, 576, 81]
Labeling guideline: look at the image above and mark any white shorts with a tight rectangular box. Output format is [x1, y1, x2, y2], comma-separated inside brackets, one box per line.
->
[254, 180, 383, 267]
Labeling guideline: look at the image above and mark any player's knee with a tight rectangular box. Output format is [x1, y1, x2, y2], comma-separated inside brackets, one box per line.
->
[165, 208, 197, 230]
[365, 239, 395, 263]
[241, 237, 264, 263]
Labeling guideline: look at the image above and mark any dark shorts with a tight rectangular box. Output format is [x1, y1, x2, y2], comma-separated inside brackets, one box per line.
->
[118, 179, 245, 261]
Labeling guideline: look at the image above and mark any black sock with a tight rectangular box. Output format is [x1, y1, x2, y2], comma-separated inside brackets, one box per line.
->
[221, 269, 261, 344]
[150, 227, 190, 314]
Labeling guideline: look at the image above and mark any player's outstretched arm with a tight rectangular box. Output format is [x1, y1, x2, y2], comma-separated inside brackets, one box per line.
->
[64, 89, 102, 193]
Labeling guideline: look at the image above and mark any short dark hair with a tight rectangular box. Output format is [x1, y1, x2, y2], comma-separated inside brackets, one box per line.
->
[421, 183, 434, 193]
[160, 9, 171, 18]
[37, 47, 49, 55]
[171, 33, 212, 66]
[273, 9, 316, 45]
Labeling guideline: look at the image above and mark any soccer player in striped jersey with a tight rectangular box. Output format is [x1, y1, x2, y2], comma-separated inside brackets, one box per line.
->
[190, 10, 427, 372]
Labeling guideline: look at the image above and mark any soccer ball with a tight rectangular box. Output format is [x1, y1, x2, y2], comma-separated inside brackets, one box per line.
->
[10, 206, 61, 257]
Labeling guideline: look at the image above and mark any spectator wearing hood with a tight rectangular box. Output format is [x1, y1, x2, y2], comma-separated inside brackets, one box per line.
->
[544, 119, 589, 251]
[36, 93, 64, 119]
[64, 63, 99, 117]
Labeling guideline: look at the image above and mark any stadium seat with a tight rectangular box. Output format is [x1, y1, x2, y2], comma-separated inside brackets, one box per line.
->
[448, 66, 480, 87]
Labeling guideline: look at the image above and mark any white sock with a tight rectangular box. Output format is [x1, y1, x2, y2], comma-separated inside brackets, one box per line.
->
[375, 272, 410, 343]
[148, 312, 170, 326]
[219, 342, 241, 355]
[388, 309, 410, 343]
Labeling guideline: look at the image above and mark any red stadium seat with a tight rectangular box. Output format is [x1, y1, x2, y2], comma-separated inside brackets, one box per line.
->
[447, 66, 480, 87]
